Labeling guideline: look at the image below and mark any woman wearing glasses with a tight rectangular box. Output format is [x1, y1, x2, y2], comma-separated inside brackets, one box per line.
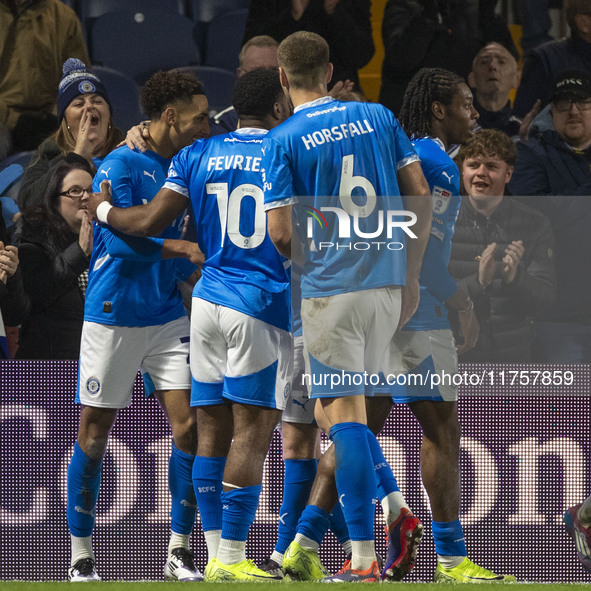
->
[14, 160, 93, 359]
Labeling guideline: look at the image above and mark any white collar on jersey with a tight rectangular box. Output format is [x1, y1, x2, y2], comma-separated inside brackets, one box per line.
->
[234, 127, 268, 135]
[294, 96, 334, 113]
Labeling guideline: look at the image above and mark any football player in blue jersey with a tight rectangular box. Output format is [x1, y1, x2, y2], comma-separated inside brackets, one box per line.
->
[86, 68, 293, 582]
[262, 31, 432, 582]
[373, 67, 514, 583]
[66, 71, 210, 582]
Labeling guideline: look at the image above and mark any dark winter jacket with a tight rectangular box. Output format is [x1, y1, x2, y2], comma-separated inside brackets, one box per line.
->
[508, 129, 591, 324]
[14, 216, 90, 359]
[449, 196, 556, 362]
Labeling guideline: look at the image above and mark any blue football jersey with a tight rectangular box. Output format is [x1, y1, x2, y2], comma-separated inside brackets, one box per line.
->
[85, 147, 188, 327]
[262, 97, 419, 299]
[404, 137, 460, 331]
[164, 128, 290, 332]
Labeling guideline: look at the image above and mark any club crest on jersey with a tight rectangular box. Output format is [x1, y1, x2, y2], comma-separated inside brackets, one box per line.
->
[432, 186, 451, 214]
[86, 377, 101, 395]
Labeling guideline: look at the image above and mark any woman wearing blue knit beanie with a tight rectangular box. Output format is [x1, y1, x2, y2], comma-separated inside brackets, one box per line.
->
[17, 59, 124, 212]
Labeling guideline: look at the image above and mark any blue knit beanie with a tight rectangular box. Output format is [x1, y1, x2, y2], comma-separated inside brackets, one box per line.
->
[57, 58, 112, 122]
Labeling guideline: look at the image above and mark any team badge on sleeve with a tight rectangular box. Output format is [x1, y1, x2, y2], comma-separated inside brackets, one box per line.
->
[432, 186, 452, 214]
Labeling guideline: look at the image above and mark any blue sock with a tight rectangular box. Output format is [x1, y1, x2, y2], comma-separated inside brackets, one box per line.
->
[67, 442, 102, 537]
[275, 459, 318, 554]
[329, 422, 377, 541]
[329, 502, 350, 546]
[432, 519, 467, 557]
[192, 455, 226, 532]
[169, 444, 197, 535]
[221, 485, 261, 541]
[296, 504, 331, 545]
[366, 427, 400, 500]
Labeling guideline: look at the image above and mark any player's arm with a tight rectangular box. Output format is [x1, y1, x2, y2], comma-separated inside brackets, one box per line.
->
[396, 160, 432, 328]
[88, 180, 188, 237]
[266, 204, 292, 260]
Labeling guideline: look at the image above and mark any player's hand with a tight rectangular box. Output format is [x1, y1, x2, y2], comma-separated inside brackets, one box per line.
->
[456, 308, 479, 355]
[519, 99, 542, 142]
[86, 180, 112, 221]
[119, 121, 150, 152]
[477, 242, 496, 289]
[0, 243, 18, 282]
[398, 276, 419, 330]
[329, 79, 355, 98]
[501, 240, 524, 284]
[162, 239, 205, 266]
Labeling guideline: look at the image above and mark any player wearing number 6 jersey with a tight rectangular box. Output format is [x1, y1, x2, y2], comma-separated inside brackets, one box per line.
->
[263, 31, 432, 582]
[86, 68, 292, 582]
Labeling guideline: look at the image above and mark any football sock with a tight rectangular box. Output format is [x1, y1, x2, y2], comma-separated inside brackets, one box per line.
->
[330, 422, 377, 570]
[351, 539, 377, 570]
[328, 502, 351, 548]
[168, 532, 190, 556]
[169, 444, 197, 536]
[274, 459, 318, 555]
[70, 535, 93, 566]
[192, 455, 226, 558]
[67, 442, 102, 538]
[296, 504, 331, 547]
[433, 519, 467, 569]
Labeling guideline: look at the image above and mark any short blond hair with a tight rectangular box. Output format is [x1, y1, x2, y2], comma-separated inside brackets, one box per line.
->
[277, 31, 329, 90]
[238, 35, 278, 69]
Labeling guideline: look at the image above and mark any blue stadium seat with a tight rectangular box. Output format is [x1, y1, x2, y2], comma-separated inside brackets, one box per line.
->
[90, 66, 145, 133]
[172, 66, 237, 115]
[190, 0, 251, 23]
[82, 0, 186, 52]
[0, 151, 34, 174]
[91, 10, 200, 85]
[204, 9, 249, 71]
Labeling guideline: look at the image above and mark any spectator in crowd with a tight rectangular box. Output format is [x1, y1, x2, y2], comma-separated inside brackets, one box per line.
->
[0, 0, 89, 153]
[514, 0, 591, 118]
[380, 0, 517, 115]
[14, 160, 93, 360]
[210, 35, 279, 135]
[450, 129, 556, 362]
[516, 0, 555, 53]
[508, 70, 591, 363]
[17, 59, 123, 211]
[0, 200, 29, 358]
[468, 43, 522, 139]
[242, 0, 374, 91]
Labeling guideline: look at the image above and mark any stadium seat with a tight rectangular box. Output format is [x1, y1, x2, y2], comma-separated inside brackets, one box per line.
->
[190, 0, 251, 23]
[91, 10, 200, 85]
[172, 66, 237, 115]
[0, 151, 34, 203]
[0, 150, 34, 174]
[90, 66, 145, 133]
[204, 9, 249, 71]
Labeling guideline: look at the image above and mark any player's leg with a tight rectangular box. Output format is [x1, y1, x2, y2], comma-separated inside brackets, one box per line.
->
[564, 493, 591, 572]
[68, 322, 142, 581]
[157, 388, 201, 581]
[67, 405, 117, 582]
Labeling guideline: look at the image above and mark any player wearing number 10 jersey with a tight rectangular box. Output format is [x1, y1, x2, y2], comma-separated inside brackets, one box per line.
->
[263, 32, 432, 582]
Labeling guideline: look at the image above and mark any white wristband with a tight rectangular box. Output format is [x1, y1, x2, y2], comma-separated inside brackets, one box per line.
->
[96, 201, 113, 224]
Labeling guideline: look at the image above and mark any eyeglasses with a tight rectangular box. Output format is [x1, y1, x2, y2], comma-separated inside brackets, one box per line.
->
[59, 186, 93, 199]
[552, 97, 591, 112]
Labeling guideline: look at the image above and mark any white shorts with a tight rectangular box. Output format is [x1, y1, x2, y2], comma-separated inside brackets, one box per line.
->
[282, 333, 316, 424]
[190, 298, 291, 410]
[382, 329, 459, 403]
[77, 316, 191, 408]
[301, 287, 401, 398]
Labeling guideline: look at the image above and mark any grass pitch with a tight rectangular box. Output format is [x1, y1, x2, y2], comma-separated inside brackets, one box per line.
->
[3, 583, 591, 591]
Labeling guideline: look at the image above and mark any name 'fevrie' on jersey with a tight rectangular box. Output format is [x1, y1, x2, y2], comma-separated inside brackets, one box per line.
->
[262, 97, 419, 299]
[85, 146, 189, 327]
[404, 136, 461, 331]
[163, 128, 291, 333]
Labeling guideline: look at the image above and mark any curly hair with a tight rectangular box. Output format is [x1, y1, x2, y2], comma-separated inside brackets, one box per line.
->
[233, 68, 284, 120]
[140, 70, 205, 120]
[398, 67, 464, 139]
[457, 129, 516, 167]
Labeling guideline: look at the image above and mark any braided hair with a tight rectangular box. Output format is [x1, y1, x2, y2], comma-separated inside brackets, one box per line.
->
[398, 67, 464, 139]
